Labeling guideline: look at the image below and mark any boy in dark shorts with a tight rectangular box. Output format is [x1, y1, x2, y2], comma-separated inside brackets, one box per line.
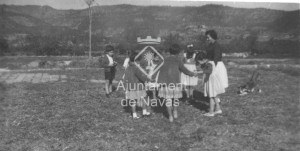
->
[101, 45, 117, 98]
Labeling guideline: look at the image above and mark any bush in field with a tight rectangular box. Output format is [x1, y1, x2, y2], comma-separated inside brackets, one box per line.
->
[6, 32, 299, 57]
[223, 34, 258, 53]
[220, 32, 299, 57]
[116, 43, 130, 55]
[258, 39, 300, 55]
[0, 38, 9, 56]
[162, 33, 184, 52]
[23, 35, 80, 56]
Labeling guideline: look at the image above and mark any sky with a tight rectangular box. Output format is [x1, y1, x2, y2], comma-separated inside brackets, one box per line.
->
[0, 0, 299, 11]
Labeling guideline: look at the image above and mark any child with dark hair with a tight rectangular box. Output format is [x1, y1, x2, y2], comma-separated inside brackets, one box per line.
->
[195, 51, 225, 117]
[205, 30, 218, 41]
[124, 52, 152, 119]
[101, 45, 117, 98]
[181, 44, 198, 103]
[157, 44, 198, 122]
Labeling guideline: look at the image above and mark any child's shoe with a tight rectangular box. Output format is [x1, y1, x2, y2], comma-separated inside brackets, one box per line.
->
[142, 109, 151, 116]
[214, 110, 222, 114]
[203, 112, 215, 117]
[133, 116, 140, 119]
[142, 111, 151, 117]
[173, 110, 178, 119]
[133, 113, 140, 119]
[169, 116, 174, 122]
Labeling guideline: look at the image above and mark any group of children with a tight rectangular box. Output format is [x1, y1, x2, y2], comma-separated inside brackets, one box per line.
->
[102, 30, 228, 122]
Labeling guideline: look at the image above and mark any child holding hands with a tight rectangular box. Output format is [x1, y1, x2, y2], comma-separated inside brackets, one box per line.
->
[123, 52, 152, 119]
[195, 51, 225, 116]
[157, 44, 198, 122]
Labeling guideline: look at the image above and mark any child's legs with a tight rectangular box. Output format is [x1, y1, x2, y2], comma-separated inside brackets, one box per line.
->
[185, 86, 190, 98]
[109, 79, 113, 93]
[214, 97, 221, 111]
[166, 98, 173, 120]
[185, 86, 194, 98]
[188, 86, 194, 98]
[130, 99, 137, 114]
[140, 97, 148, 115]
[173, 98, 179, 118]
[144, 96, 151, 113]
[105, 80, 110, 94]
[209, 97, 215, 113]
[152, 89, 157, 99]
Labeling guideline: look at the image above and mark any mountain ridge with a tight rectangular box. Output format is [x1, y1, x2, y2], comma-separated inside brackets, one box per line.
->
[0, 4, 299, 40]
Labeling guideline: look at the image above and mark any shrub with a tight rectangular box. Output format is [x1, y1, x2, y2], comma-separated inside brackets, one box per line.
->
[0, 38, 9, 56]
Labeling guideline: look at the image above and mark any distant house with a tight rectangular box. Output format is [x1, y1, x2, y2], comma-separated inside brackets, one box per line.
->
[225, 35, 232, 39]
[242, 33, 251, 39]
[199, 25, 207, 33]
[134, 18, 144, 22]
[155, 17, 166, 21]
[158, 29, 169, 37]
[257, 33, 271, 42]
[273, 33, 294, 40]
[6, 34, 28, 41]
[282, 33, 294, 40]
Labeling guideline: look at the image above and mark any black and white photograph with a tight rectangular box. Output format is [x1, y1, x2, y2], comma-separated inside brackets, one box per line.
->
[0, 0, 299, 150]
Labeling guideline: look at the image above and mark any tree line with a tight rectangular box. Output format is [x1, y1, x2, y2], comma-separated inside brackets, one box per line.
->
[0, 33, 299, 57]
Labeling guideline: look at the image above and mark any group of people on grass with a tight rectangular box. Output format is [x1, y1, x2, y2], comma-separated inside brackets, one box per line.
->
[101, 30, 228, 122]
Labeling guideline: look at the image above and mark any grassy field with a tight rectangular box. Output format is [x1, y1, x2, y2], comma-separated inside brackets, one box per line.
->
[0, 58, 299, 151]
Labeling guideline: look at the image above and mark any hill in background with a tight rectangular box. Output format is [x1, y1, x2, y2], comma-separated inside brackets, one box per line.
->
[0, 4, 299, 56]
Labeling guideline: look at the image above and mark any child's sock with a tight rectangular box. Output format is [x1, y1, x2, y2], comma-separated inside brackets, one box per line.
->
[142, 109, 147, 115]
[143, 109, 151, 115]
[133, 112, 138, 118]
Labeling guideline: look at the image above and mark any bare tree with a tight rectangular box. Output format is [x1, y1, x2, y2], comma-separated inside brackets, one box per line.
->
[84, 0, 95, 59]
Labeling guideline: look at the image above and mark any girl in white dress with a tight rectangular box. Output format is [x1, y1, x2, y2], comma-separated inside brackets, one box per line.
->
[181, 44, 198, 102]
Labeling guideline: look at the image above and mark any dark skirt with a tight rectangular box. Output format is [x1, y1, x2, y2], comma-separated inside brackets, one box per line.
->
[104, 67, 116, 81]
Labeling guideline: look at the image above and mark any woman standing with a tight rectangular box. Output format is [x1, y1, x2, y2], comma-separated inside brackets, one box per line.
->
[204, 30, 228, 115]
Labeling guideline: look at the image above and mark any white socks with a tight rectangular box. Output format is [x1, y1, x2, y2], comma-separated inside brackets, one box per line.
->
[133, 112, 137, 118]
[133, 109, 150, 118]
[143, 109, 150, 115]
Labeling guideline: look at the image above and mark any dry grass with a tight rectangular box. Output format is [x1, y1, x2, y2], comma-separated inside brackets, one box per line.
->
[0, 61, 299, 150]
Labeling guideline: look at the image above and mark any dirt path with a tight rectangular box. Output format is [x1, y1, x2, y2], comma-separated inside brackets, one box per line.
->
[0, 72, 119, 84]
[0, 72, 67, 84]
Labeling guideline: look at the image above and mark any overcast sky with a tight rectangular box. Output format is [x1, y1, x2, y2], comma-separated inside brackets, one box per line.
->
[0, 0, 299, 11]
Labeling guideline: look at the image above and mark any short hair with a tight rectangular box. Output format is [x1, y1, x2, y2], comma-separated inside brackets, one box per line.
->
[129, 52, 138, 62]
[195, 50, 207, 61]
[169, 44, 181, 55]
[205, 30, 218, 40]
[105, 45, 114, 52]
